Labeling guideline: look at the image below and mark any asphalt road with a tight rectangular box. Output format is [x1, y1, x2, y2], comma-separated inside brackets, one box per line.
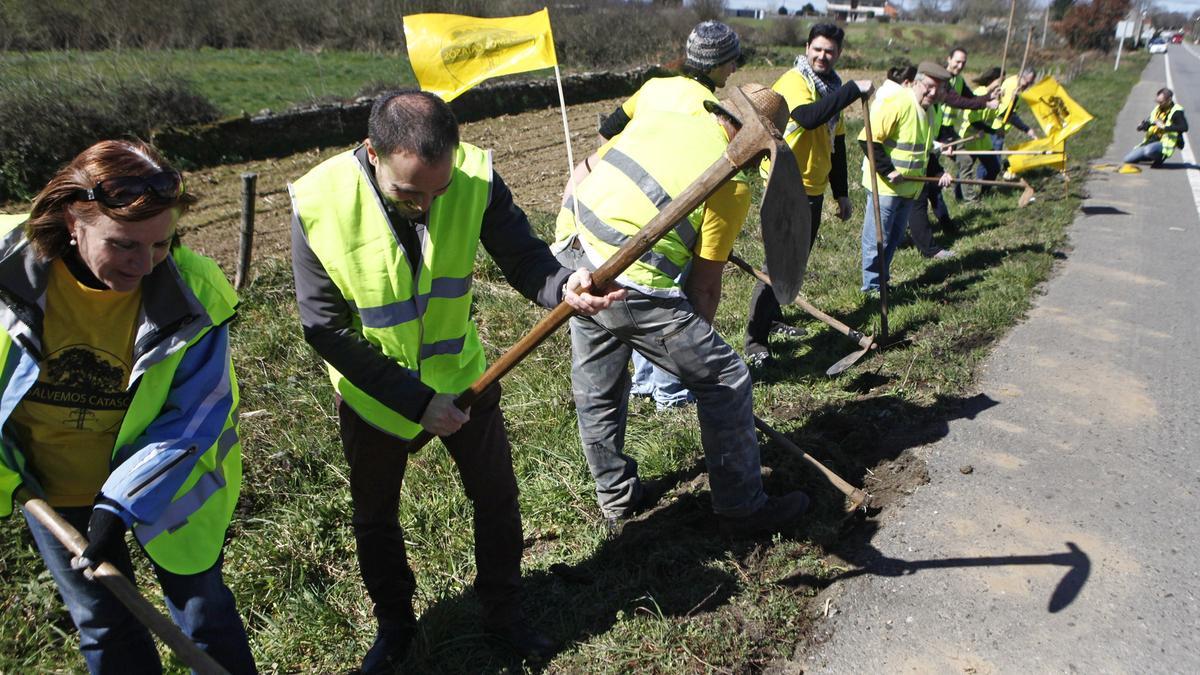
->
[804, 53, 1200, 673]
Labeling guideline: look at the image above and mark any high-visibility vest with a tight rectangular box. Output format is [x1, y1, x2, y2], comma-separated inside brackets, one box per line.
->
[289, 144, 492, 440]
[556, 111, 730, 296]
[860, 87, 930, 199]
[1145, 103, 1185, 158]
[0, 216, 242, 575]
[761, 68, 844, 197]
[957, 85, 996, 152]
[623, 76, 718, 121]
[939, 74, 968, 135]
[992, 75, 1021, 131]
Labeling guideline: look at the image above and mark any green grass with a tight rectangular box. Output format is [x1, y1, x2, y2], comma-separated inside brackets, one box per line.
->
[0, 52, 1147, 672]
[0, 48, 417, 116]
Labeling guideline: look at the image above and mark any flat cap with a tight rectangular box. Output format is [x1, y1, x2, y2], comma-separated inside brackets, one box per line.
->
[917, 61, 953, 81]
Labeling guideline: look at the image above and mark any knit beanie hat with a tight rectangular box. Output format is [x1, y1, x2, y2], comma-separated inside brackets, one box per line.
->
[686, 21, 741, 71]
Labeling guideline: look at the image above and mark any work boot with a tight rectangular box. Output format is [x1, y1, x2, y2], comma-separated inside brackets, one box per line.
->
[360, 619, 414, 674]
[485, 619, 556, 662]
[718, 491, 810, 538]
[769, 321, 807, 338]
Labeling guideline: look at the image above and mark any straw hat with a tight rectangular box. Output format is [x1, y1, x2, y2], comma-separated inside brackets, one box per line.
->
[705, 83, 789, 136]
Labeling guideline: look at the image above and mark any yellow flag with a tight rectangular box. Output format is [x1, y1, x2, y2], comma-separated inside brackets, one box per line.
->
[1019, 76, 1094, 146]
[1006, 136, 1066, 175]
[403, 9, 558, 102]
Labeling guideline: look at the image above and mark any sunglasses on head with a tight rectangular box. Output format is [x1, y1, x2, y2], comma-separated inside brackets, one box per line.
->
[75, 171, 183, 208]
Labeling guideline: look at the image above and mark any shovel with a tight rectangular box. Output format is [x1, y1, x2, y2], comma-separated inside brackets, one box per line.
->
[406, 85, 809, 452]
[909, 175, 1036, 207]
[17, 488, 229, 674]
[727, 254, 876, 376]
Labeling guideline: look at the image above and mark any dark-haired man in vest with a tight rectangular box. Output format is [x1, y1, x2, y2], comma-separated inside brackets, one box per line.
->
[289, 90, 621, 673]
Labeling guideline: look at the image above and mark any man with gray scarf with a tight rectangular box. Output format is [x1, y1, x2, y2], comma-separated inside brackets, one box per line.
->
[743, 23, 872, 367]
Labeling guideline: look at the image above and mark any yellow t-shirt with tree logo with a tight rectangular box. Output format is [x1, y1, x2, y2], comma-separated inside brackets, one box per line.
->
[8, 258, 141, 507]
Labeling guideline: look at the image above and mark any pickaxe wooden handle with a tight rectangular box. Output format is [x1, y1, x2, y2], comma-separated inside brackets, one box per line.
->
[908, 175, 1036, 207]
[727, 254, 875, 351]
[405, 86, 786, 453]
[948, 149, 1057, 156]
[754, 418, 868, 511]
[939, 133, 981, 150]
[17, 489, 229, 674]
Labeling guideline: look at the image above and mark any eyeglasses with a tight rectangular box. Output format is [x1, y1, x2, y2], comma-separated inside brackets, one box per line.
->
[75, 171, 183, 208]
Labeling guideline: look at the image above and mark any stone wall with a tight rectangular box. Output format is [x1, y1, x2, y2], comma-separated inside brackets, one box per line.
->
[154, 66, 667, 167]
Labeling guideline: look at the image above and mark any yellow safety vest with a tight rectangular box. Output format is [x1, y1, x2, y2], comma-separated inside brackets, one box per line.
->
[1145, 103, 1185, 158]
[622, 76, 718, 121]
[958, 85, 997, 152]
[860, 87, 930, 199]
[761, 68, 844, 197]
[556, 111, 731, 296]
[289, 144, 492, 440]
[939, 74, 968, 136]
[992, 75, 1021, 131]
[0, 216, 242, 575]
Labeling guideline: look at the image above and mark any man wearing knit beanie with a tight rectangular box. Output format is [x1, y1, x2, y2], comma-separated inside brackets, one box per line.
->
[584, 19, 742, 411]
[685, 20, 741, 75]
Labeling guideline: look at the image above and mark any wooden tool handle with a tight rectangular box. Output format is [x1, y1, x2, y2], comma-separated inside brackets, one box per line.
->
[17, 490, 230, 674]
[909, 176, 1026, 188]
[753, 418, 868, 511]
[727, 254, 874, 350]
[861, 98, 889, 342]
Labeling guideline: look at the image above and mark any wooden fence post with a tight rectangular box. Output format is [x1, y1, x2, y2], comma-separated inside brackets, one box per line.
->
[234, 172, 257, 291]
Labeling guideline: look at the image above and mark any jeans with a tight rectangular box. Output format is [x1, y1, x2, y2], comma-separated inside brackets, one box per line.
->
[861, 192, 914, 291]
[744, 194, 823, 353]
[23, 507, 256, 674]
[1122, 141, 1165, 164]
[629, 351, 694, 409]
[337, 385, 524, 631]
[560, 242, 766, 519]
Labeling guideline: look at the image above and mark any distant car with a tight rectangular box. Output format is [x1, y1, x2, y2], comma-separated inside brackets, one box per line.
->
[1171, 33, 1184, 44]
[1149, 38, 1168, 54]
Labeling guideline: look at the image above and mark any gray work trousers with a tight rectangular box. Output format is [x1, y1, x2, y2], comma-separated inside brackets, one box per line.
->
[560, 246, 768, 519]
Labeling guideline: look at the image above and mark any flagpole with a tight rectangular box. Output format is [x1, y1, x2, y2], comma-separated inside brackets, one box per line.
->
[553, 64, 583, 226]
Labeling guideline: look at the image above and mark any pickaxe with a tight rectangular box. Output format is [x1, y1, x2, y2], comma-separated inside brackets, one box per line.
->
[17, 488, 229, 674]
[908, 175, 1036, 207]
[727, 253, 877, 376]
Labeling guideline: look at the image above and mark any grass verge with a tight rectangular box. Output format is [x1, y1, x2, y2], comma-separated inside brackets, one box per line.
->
[0, 53, 1146, 672]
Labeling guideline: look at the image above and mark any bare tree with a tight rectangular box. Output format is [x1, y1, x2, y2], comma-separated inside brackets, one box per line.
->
[692, 0, 726, 22]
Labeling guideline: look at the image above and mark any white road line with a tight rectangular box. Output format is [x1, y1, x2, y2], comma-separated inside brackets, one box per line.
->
[1164, 50, 1200, 221]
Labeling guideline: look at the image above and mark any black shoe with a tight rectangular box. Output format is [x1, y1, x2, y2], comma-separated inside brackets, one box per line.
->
[486, 620, 556, 662]
[769, 321, 807, 338]
[718, 491, 810, 537]
[744, 344, 773, 369]
[360, 620, 414, 674]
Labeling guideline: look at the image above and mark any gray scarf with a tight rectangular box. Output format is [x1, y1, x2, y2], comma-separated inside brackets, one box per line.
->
[794, 54, 843, 137]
